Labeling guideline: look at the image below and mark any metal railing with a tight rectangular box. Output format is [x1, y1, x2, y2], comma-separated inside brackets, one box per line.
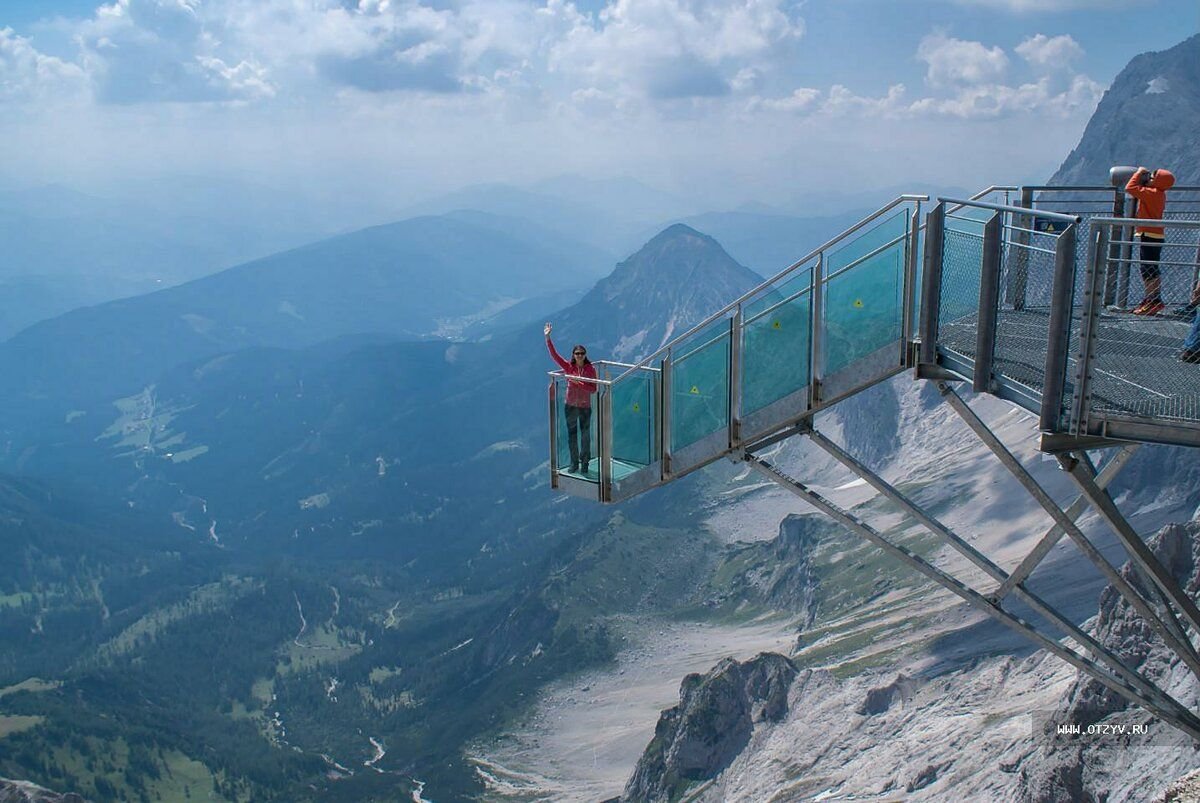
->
[549, 196, 927, 501]
[1057, 216, 1200, 445]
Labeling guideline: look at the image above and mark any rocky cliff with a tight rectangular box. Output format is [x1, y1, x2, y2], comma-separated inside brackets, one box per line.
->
[1050, 35, 1200, 186]
[621, 653, 798, 802]
[0, 780, 88, 803]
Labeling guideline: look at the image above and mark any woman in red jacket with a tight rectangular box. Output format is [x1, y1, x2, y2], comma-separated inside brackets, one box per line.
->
[545, 322, 599, 474]
[1125, 166, 1175, 315]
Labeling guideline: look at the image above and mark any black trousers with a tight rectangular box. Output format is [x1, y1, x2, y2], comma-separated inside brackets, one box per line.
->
[1138, 235, 1163, 288]
[564, 404, 592, 468]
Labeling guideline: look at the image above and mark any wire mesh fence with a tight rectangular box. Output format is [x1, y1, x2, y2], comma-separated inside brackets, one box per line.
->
[1075, 216, 1200, 427]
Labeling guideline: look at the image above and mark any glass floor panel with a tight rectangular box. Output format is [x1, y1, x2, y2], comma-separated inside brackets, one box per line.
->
[558, 458, 647, 482]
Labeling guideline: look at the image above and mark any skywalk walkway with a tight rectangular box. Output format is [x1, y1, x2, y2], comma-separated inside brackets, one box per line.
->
[547, 182, 1200, 742]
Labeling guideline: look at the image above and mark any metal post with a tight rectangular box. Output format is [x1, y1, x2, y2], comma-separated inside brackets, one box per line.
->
[548, 380, 559, 489]
[747, 455, 1200, 743]
[1104, 188, 1124, 306]
[660, 353, 673, 481]
[1069, 223, 1108, 436]
[1004, 187, 1032, 310]
[941, 383, 1200, 684]
[810, 253, 825, 406]
[729, 310, 743, 451]
[1039, 223, 1077, 432]
[901, 202, 922, 366]
[598, 386, 613, 502]
[918, 203, 945, 368]
[974, 211, 1003, 393]
[1117, 194, 1134, 309]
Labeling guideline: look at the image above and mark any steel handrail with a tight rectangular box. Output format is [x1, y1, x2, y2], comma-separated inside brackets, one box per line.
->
[939, 197, 1082, 224]
[546, 369, 613, 387]
[1090, 217, 1200, 228]
[611, 194, 929, 385]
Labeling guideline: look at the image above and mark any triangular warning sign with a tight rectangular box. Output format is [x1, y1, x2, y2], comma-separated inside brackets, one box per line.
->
[632, 403, 640, 412]
[853, 299, 864, 309]
[690, 386, 700, 395]
[772, 320, 782, 329]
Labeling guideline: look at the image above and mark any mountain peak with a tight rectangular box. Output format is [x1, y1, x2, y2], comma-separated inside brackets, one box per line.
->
[1050, 35, 1200, 186]
[550, 225, 763, 361]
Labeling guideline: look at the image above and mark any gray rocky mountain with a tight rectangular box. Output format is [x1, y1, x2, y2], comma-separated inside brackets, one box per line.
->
[1051, 34, 1200, 186]
[621, 653, 799, 803]
[0, 780, 87, 803]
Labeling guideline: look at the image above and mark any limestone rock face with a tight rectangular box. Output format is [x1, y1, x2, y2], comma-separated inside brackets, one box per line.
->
[0, 779, 89, 803]
[1017, 522, 1200, 802]
[621, 652, 798, 802]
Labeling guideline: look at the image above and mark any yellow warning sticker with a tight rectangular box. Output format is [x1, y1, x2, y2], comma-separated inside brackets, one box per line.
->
[853, 299, 864, 309]
[632, 403, 640, 412]
[690, 386, 700, 394]
[772, 320, 782, 329]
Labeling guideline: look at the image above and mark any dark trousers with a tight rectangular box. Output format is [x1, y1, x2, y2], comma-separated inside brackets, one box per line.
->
[1138, 236, 1163, 298]
[565, 404, 592, 469]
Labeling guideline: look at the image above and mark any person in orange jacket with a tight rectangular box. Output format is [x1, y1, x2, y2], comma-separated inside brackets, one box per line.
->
[545, 322, 598, 474]
[1124, 166, 1175, 315]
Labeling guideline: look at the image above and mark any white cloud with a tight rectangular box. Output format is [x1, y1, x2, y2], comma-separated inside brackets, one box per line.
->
[909, 74, 1102, 119]
[546, 0, 804, 101]
[748, 85, 821, 112]
[917, 32, 1008, 87]
[78, 0, 275, 103]
[1015, 33, 1083, 71]
[951, 0, 1141, 10]
[0, 27, 87, 103]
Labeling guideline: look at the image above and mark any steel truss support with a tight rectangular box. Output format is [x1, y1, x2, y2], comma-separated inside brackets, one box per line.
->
[746, 454, 1200, 742]
[938, 382, 1200, 688]
[802, 429, 1196, 730]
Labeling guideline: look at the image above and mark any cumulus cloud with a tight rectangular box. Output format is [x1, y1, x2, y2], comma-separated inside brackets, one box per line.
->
[79, 0, 275, 103]
[1015, 33, 1083, 71]
[917, 32, 1008, 87]
[747, 85, 820, 113]
[0, 27, 87, 103]
[547, 0, 804, 102]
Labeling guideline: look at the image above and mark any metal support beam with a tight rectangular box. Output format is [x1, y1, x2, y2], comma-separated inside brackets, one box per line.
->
[804, 431, 1191, 720]
[939, 382, 1200, 685]
[1069, 225, 1108, 436]
[747, 455, 1200, 742]
[918, 203, 945, 367]
[548, 381, 559, 489]
[1040, 222, 1077, 432]
[598, 386, 613, 502]
[729, 311, 743, 451]
[991, 445, 1138, 603]
[901, 204, 922, 366]
[974, 211, 1003, 393]
[1058, 453, 1200, 643]
[810, 253, 826, 406]
[1004, 187, 1033, 310]
[660, 353, 673, 480]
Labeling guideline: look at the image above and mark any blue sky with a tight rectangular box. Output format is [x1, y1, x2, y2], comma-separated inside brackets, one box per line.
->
[0, 0, 1196, 211]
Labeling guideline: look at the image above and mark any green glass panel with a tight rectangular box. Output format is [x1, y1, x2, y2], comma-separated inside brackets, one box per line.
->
[826, 210, 907, 274]
[671, 324, 730, 451]
[611, 370, 657, 468]
[742, 289, 811, 415]
[823, 240, 905, 375]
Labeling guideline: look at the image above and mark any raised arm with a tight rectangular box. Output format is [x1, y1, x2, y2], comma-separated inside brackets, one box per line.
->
[545, 331, 570, 370]
[1125, 167, 1151, 201]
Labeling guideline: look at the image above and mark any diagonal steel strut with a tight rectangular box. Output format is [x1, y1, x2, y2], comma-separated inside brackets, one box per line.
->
[938, 383, 1200, 686]
[747, 455, 1200, 742]
[992, 445, 1139, 604]
[804, 429, 1196, 724]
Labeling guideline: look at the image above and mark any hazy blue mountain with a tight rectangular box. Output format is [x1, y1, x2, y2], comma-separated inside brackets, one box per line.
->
[0, 223, 763, 800]
[0, 213, 602, 420]
[1051, 34, 1200, 186]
